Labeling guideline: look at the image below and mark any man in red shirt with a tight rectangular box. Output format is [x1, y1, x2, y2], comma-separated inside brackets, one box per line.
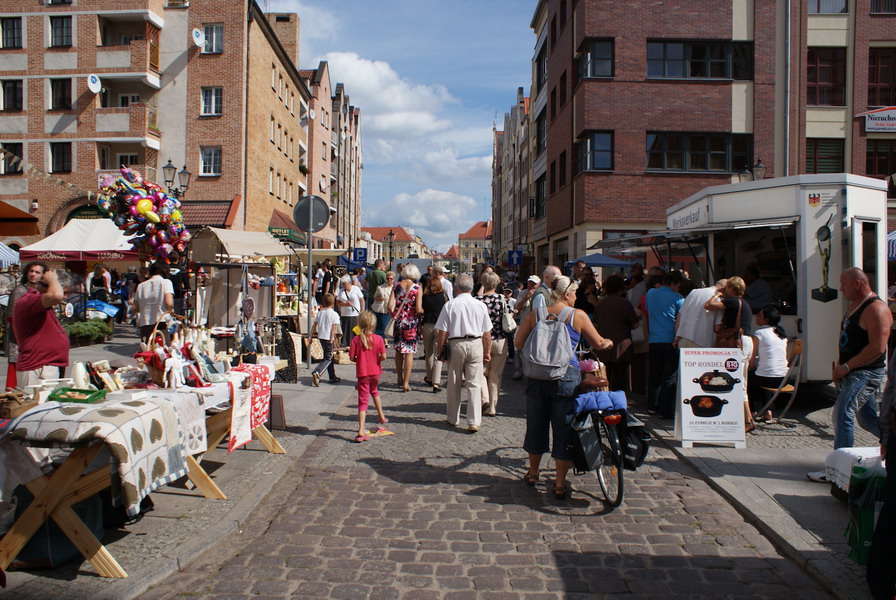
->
[13, 267, 69, 388]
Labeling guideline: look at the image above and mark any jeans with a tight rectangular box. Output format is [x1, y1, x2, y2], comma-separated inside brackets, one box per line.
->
[312, 339, 337, 380]
[523, 365, 581, 460]
[867, 430, 896, 599]
[648, 342, 679, 417]
[834, 366, 884, 449]
[374, 312, 390, 338]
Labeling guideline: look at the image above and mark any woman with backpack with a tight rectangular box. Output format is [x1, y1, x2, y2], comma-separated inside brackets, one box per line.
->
[514, 275, 614, 500]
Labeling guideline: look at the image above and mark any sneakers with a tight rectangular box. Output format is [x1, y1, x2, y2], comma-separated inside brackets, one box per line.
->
[513, 371, 523, 380]
[807, 470, 829, 483]
[468, 425, 480, 433]
[311, 372, 320, 387]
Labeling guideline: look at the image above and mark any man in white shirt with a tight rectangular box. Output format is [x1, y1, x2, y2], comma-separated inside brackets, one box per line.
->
[675, 279, 726, 348]
[335, 276, 365, 346]
[435, 274, 492, 433]
[435, 266, 453, 300]
[134, 262, 174, 343]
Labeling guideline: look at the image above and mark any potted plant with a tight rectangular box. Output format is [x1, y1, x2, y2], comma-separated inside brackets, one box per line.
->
[298, 161, 308, 175]
[64, 319, 112, 347]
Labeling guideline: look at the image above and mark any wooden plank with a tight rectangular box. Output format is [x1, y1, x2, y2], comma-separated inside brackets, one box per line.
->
[251, 424, 285, 454]
[0, 445, 102, 569]
[205, 409, 232, 450]
[63, 467, 112, 506]
[185, 456, 226, 500]
[26, 477, 127, 578]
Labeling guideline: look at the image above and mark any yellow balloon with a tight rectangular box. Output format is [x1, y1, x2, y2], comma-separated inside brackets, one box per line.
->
[144, 211, 160, 223]
[171, 209, 182, 222]
[136, 198, 153, 215]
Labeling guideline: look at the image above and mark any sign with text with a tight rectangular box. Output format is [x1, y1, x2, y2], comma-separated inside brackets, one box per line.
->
[353, 247, 367, 263]
[856, 107, 896, 132]
[679, 348, 746, 448]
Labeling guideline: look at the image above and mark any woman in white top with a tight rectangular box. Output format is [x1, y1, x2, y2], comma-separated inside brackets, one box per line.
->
[336, 276, 365, 347]
[748, 305, 789, 423]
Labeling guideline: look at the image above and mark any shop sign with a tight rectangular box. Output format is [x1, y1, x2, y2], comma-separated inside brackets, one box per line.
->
[669, 204, 708, 230]
[93, 252, 127, 261]
[678, 348, 746, 448]
[35, 251, 66, 261]
[268, 226, 306, 245]
[65, 205, 106, 222]
[856, 107, 896, 132]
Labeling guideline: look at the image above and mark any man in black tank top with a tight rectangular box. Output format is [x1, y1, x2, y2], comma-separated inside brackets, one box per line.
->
[808, 268, 892, 484]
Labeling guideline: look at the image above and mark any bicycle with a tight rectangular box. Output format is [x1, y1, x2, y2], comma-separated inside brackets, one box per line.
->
[593, 408, 625, 507]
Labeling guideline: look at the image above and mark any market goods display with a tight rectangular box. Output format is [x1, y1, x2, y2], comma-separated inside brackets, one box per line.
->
[97, 166, 190, 263]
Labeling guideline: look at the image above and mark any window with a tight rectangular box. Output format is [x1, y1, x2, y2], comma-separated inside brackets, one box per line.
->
[276, 172, 281, 198]
[575, 131, 614, 172]
[646, 132, 751, 172]
[201, 87, 222, 115]
[118, 94, 139, 107]
[536, 45, 547, 92]
[270, 116, 275, 142]
[49, 16, 72, 47]
[271, 64, 276, 89]
[269, 167, 274, 194]
[806, 138, 844, 173]
[872, 0, 896, 13]
[550, 16, 556, 50]
[200, 146, 222, 175]
[120, 34, 143, 45]
[808, 0, 848, 12]
[558, 151, 567, 188]
[549, 161, 556, 194]
[559, 71, 567, 106]
[578, 39, 614, 81]
[117, 153, 139, 166]
[533, 174, 546, 218]
[867, 139, 896, 197]
[1, 80, 22, 111]
[535, 110, 546, 155]
[1, 17, 22, 49]
[50, 78, 71, 109]
[807, 47, 846, 106]
[48, 0, 72, 4]
[549, 88, 556, 120]
[50, 142, 71, 173]
[0, 142, 22, 175]
[202, 24, 223, 54]
[869, 48, 896, 107]
[647, 41, 753, 79]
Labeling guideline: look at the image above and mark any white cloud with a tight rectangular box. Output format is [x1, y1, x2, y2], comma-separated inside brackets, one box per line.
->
[365, 189, 483, 251]
[411, 149, 491, 182]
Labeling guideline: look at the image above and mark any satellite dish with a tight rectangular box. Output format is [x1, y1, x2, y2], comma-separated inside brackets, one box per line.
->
[87, 74, 102, 94]
[309, 109, 316, 120]
[191, 28, 205, 47]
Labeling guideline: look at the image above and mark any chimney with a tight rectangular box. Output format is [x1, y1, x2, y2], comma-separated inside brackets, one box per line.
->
[268, 13, 300, 67]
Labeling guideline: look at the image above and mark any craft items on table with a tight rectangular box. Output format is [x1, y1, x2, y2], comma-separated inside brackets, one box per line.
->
[231, 364, 272, 429]
[96, 166, 190, 264]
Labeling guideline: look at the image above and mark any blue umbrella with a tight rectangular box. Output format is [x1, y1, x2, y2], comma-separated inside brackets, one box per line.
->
[567, 252, 632, 269]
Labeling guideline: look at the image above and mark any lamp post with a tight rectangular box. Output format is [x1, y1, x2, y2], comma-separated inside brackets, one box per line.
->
[162, 159, 191, 199]
[737, 158, 767, 184]
[384, 229, 395, 266]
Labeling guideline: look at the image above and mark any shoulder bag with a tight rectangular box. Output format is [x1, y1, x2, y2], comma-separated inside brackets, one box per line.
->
[714, 298, 743, 349]
[500, 295, 517, 333]
[384, 285, 413, 338]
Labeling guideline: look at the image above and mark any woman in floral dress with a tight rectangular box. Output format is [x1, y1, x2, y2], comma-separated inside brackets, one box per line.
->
[388, 264, 421, 391]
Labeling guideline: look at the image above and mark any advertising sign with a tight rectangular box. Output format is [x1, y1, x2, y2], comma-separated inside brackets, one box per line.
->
[679, 348, 746, 448]
[856, 107, 896, 132]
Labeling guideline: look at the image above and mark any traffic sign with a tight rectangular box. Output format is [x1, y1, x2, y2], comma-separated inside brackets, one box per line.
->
[293, 195, 332, 233]
[353, 247, 368, 263]
[508, 250, 523, 266]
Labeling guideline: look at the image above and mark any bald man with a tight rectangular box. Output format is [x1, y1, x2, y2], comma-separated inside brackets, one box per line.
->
[809, 267, 892, 482]
[531, 265, 561, 312]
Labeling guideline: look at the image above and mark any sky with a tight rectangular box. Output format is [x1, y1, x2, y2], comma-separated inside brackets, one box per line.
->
[264, 0, 538, 252]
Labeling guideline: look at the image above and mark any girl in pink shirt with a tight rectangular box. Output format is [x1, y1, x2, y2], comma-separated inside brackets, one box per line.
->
[349, 311, 388, 442]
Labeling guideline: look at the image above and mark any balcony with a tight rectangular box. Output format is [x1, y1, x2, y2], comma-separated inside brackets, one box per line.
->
[330, 162, 338, 180]
[95, 103, 160, 140]
[95, 40, 162, 86]
[96, 164, 157, 188]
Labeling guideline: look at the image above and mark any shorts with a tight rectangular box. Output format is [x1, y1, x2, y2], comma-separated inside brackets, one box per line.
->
[357, 374, 380, 411]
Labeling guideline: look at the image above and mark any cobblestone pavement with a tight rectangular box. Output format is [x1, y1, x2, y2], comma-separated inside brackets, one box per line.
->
[143, 358, 832, 600]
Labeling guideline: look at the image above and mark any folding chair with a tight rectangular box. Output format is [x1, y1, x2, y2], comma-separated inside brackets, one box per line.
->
[756, 338, 803, 423]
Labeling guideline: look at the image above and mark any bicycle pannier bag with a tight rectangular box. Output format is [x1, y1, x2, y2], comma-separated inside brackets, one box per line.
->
[521, 306, 574, 380]
[568, 411, 601, 474]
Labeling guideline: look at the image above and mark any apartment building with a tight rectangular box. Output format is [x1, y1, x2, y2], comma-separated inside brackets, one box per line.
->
[330, 83, 362, 251]
[457, 220, 492, 273]
[360, 226, 427, 264]
[0, 1, 347, 250]
[492, 87, 531, 273]
[506, 0, 896, 272]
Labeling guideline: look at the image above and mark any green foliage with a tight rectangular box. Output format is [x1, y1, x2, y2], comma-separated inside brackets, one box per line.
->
[63, 318, 111, 340]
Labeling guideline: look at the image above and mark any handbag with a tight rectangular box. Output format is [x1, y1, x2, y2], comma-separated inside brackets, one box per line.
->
[371, 283, 392, 313]
[568, 411, 601, 474]
[714, 299, 743, 348]
[500, 296, 517, 333]
[384, 319, 395, 337]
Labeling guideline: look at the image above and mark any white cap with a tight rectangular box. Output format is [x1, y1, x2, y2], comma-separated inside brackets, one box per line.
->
[527, 275, 541, 284]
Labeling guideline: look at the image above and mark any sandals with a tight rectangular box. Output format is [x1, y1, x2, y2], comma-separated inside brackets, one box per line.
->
[754, 410, 773, 423]
[353, 434, 370, 443]
[379, 417, 389, 425]
[522, 472, 538, 487]
[745, 422, 756, 434]
[552, 484, 569, 500]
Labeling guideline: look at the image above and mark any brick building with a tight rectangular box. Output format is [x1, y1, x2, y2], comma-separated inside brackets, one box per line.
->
[499, 0, 896, 272]
[360, 226, 428, 265]
[0, 1, 361, 252]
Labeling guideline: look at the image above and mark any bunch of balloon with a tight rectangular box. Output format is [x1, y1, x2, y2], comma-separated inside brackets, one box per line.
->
[97, 166, 191, 264]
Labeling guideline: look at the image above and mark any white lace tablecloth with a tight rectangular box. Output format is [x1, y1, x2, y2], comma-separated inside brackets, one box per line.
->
[825, 447, 881, 491]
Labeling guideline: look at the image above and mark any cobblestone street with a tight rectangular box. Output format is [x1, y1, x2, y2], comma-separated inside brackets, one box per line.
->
[142, 362, 831, 599]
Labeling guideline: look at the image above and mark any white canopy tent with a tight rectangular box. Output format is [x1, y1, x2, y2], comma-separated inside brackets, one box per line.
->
[189, 227, 294, 263]
[19, 219, 137, 261]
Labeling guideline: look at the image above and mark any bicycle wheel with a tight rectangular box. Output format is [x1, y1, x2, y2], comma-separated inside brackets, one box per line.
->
[596, 419, 624, 507]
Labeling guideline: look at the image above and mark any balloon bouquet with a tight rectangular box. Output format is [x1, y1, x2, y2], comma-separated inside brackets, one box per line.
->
[96, 166, 190, 264]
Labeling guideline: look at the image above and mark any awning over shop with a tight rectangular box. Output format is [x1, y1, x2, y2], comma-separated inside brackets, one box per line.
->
[268, 209, 306, 245]
[0, 201, 39, 236]
[19, 218, 139, 261]
[888, 230, 896, 261]
[565, 252, 631, 269]
[0, 242, 19, 267]
[189, 227, 295, 263]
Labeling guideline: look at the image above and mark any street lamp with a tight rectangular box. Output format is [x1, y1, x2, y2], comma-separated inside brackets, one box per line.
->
[162, 159, 191, 199]
[737, 164, 753, 183]
[384, 229, 395, 264]
[737, 158, 767, 184]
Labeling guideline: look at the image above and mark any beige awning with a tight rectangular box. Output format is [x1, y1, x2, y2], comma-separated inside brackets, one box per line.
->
[189, 227, 295, 263]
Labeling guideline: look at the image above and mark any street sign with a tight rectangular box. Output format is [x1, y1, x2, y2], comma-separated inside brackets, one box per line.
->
[508, 250, 523, 266]
[293, 195, 332, 233]
[353, 247, 367, 263]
